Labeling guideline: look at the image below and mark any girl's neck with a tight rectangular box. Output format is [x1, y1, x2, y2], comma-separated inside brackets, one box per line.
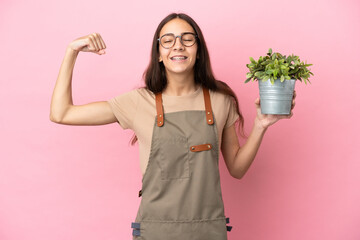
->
[163, 71, 199, 96]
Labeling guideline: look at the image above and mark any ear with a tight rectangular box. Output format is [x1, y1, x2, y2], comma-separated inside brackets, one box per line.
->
[159, 56, 163, 62]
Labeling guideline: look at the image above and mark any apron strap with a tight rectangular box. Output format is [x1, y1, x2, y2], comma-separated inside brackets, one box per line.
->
[155, 92, 164, 127]
[202, 88, 214, 125]
[155, 87, 213, 127]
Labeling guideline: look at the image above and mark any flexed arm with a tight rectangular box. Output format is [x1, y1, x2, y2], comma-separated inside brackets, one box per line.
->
[50, 33, 117, 125]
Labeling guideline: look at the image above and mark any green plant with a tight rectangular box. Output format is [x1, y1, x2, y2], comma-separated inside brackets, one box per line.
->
[245, 48, 314, 85]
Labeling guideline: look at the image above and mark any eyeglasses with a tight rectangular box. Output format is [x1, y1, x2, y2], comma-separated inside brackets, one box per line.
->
[158, 32, 198, 49]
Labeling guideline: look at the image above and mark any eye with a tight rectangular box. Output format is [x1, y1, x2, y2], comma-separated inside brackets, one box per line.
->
[182, 34, 195, 42]
[162, 37, 174, 42]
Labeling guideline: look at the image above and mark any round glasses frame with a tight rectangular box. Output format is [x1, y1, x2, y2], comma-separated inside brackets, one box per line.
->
[157, 32, 198, 49]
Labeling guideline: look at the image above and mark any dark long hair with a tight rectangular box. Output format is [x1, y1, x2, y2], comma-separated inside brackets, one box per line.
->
[130, 13, 246, 145]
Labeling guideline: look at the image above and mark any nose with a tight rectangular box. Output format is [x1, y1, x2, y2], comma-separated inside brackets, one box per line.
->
[173, 36, 184, 50]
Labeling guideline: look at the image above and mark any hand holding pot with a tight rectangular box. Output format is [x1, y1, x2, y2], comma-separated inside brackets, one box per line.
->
[255, 90, 296, 129]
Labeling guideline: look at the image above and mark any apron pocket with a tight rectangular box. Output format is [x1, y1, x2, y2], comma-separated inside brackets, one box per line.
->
[159, 136, 190, 180]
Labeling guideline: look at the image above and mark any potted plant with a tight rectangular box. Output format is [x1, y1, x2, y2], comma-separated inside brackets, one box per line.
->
[245, 48, 314, 115]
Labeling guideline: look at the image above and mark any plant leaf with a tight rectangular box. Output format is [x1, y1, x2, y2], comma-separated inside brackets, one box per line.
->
[273, 69, 278, 78]
[247, 49, 313, 85]
[244, 78, 252, 83]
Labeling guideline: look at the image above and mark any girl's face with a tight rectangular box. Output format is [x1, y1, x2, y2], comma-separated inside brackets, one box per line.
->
[158, 18, 198, 77]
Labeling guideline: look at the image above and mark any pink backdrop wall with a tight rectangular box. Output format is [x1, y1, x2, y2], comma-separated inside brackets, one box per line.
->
[1, 0, 359, 239]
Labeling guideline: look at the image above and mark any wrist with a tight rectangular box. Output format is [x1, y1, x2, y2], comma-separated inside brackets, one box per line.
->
[254, 117, 268, 132]
[66, 46, 79, 55]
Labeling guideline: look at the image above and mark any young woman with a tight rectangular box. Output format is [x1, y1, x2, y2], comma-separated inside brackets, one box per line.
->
[50, 13, 295, 240]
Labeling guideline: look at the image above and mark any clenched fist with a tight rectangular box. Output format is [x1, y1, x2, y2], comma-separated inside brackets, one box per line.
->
[68, 33, 106, 55]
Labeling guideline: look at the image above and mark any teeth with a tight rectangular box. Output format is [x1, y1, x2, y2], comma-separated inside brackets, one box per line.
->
[171, 56, 187, 60]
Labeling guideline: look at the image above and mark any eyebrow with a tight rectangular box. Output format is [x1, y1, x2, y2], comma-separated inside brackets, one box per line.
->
[160, 31, 196, 36]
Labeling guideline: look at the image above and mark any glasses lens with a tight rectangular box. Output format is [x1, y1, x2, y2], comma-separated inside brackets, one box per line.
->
[182, 33, 196, 47]
[160, 34, 175, 48]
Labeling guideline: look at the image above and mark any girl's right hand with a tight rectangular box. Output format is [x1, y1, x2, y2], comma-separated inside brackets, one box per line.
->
[68, 33, 107, 55]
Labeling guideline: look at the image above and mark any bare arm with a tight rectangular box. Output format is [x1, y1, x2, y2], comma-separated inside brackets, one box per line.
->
[221, 119, 267, 179]
[221, 95, 296, 179]
[50, 33, 117, 125]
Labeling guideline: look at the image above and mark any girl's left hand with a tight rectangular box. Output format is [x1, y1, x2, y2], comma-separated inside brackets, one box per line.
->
[255, 90, 296, 129]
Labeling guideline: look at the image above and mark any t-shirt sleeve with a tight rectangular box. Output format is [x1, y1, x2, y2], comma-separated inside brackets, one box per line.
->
[107, 89, 139, 130]
[224, 96, 240, 128]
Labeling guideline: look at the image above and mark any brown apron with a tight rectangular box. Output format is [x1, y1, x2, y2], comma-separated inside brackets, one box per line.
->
[131, 87, 233, 240]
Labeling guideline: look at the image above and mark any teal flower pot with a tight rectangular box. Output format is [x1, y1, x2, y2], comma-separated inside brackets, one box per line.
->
[258, 79, 296, 115]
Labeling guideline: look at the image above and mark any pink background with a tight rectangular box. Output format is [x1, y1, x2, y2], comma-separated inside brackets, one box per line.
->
[1, 0, 359, 239]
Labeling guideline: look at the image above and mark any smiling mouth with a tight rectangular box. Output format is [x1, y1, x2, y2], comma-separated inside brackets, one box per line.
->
[170, 56, 188, 60]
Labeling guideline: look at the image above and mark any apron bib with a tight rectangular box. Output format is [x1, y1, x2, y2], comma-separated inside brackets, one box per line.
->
[131, 87, 232, 240]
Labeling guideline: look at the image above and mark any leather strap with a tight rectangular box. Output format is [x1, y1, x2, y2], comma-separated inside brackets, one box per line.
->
[155, 87, 213, 127]
[155, 93, 164, 127]
[203, 88, 214, 125]
[190, 143, 212, 152]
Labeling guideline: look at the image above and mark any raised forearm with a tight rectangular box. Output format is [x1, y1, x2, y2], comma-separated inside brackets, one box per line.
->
[50, 47, 79, 121]
[231, 117, 267, 179]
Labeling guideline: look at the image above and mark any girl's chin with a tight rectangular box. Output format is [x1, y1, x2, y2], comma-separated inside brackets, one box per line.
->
[166, 68, 194, 75]
[164, 65, 195, 75]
